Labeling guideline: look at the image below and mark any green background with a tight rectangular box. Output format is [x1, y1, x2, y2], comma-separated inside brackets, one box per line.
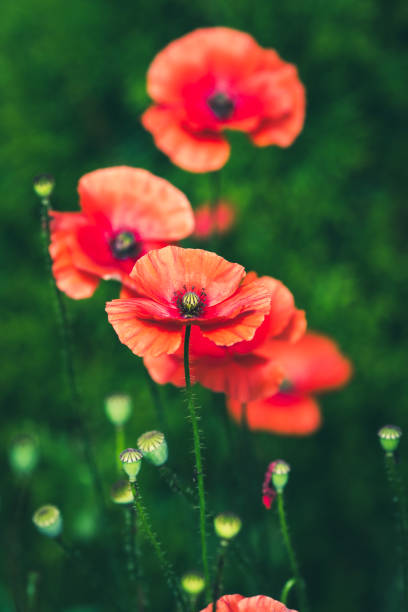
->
[1, 0, 407, 610]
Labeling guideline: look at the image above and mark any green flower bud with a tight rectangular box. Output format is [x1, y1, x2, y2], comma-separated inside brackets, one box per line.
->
[33, 505, 62, 538]
[137, 430, 168, 466]
[9, 435, 39, 476]
[105, 394, 132, 426]
[181, 572, 205, 596]
[33, 174, 55, 199]
[378, 425, 402, 453]
[111, 479, 134, 505]
[214, 513, 242, 541]
[271, 460, 291, 492]
[120, 448, 142, 482]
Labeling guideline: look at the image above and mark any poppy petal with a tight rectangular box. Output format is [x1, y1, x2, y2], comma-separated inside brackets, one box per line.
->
[201, 594, 245, 612]
[228, 392, 321, 436]
[237, 595, 297, 612]
[106, 299, 182, 357]
[78, 166, 194, 240]
[129, 246, 245, 307]
[142, 106, 230, 173]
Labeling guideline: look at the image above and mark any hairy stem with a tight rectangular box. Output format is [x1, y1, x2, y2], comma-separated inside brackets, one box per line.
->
[130, 481, 187, 611]
[183, 324, 210, 600]
[276, 492, 309, 612]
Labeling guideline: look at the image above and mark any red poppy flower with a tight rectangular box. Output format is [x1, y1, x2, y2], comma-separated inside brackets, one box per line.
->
[142, 27, 306, 173]
[228, 333, 352, 435]
[106, 247, 275, 358]
[201, 594, 297, 612]
[143, 274, 305, 402]
[194, 200, 236, 240]
[49, 167, 194, 299]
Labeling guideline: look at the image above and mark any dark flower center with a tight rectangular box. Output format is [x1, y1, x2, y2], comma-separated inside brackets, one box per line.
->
[174, 287, 207, 318]
[279, 379, 293, 392]
[208, 92, 235, 120]
[110, 231, 139, 260]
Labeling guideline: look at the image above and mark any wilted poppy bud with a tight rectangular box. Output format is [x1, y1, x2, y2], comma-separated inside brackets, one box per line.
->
[9, 435, 39, 476]
[33, 174, 55, 199]
[120, 448, 143, 482]
[214, 513, 242, 542]
[181, 572, 205, 596]
[32, 505, 62, 538]
[271, 460, 291, 492]
[111, 479, 134, 505]
[378, 425, 402, 453]
[137, 430, 168, 466]
[105, 394, 132, 426]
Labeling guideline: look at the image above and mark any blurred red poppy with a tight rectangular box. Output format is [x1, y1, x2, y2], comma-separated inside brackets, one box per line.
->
[143, 274, 305, 401]
[201, 594, 297, 612]
[227, 333, 352, 435]
[142, 27, 306, 173]
[194, 201, 236, 240]
[49, 167, 194, 299]
[106, 247, 275, 358]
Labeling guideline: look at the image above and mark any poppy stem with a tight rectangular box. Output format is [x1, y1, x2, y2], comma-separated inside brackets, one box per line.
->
[124, 505, 144, 612]
[129, 480, 187, 611]
[158, 465, 197, 504]
[276, 491, 309, 612]
[384, 451, 408, 609]
[115, 425, 125, 473]
[183, 324, 211, 601]
[280, 577, 296, 606]
[211, 543, 228, 612]
[38, 195, 105, 508]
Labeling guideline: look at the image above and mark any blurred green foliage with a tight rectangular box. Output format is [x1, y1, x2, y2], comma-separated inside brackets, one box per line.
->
[1, 0, 408, 610]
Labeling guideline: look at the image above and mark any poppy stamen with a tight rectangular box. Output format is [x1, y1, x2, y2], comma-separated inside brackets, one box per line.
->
[208, 92, 235, 120]
[174, 288, 207, 318]
[110, 231, 139, 260]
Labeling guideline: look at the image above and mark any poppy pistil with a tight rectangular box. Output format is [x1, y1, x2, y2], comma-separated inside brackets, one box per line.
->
[208, 92, 235, 120]
[110, 230, 139, 260]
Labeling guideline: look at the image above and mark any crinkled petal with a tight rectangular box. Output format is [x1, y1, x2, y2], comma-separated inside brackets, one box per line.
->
[237, 595, 297, 612]
[78, 166, 194, 240]
[228, 392, 321, 436]
[142, 106, 230, 173]
[129, 246, 245, 307]
[200, 594, 245, 612]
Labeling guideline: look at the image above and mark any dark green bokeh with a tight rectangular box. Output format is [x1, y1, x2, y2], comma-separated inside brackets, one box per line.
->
[1, 0, 408, 610]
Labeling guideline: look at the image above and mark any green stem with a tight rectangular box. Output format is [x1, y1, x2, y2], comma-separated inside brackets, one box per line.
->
[115, 426, 125, 473]
[276, 492, 309, 612]
[39, 197, 105, 507]
[212, 544, 227, 612]
[124, 506, 142, 611]
[280, 578, 296, 606]
[384, 452, 408, 609]
[158, 465, 196, 504]
[130, 481, 187, 611]
[183, 325, 210, 600]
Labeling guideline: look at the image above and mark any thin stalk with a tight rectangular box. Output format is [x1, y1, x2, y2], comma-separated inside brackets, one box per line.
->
[276, 491, 309, 612]
[280, 578, 296, 606]
[183, 325, 210, 600]
[212, 543, 227, 612]
[124, 506, 140, 611]
[39, 196, 105, 507]
[130, 481, 187, 611]
[159, 465, 196, 504]
[384, 451, 408, 609]
[115, 426, 125, 472]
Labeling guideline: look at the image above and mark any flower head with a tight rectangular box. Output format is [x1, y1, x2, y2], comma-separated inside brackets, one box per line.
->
[119, 448, 143, 481]
[201, 594, 297, 612]
[181, 572, 205, 596]
[142, 27, 305, 173]
[137, 430, 168, 466]
[105, 393, 132, 426]
[49, 167, 194, 299]
[106, 247, 276, 359]
[228, 332, 352, 435]
[378, 425, 402, 453]
[33, 505, 62, 538]
[33, 174, 55, 199]
[143, 273, 305, 402]
[214, 513, 242, 541]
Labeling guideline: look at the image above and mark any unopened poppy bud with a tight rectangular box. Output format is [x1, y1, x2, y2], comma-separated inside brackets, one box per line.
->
[271, 460, 291, 492]
[214, 513, 242, 541]
[105, 394, 132, 426]
[120, 448, 142, 481]
[137, 430, 168, 466]
[378, 425, 402, 453]
[33, 174, 55, 199]
[33, 505, 62, 538]
[111, 479, 134, 505]
[9, 435, 39, 476]
[181, 572, 205, 596]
